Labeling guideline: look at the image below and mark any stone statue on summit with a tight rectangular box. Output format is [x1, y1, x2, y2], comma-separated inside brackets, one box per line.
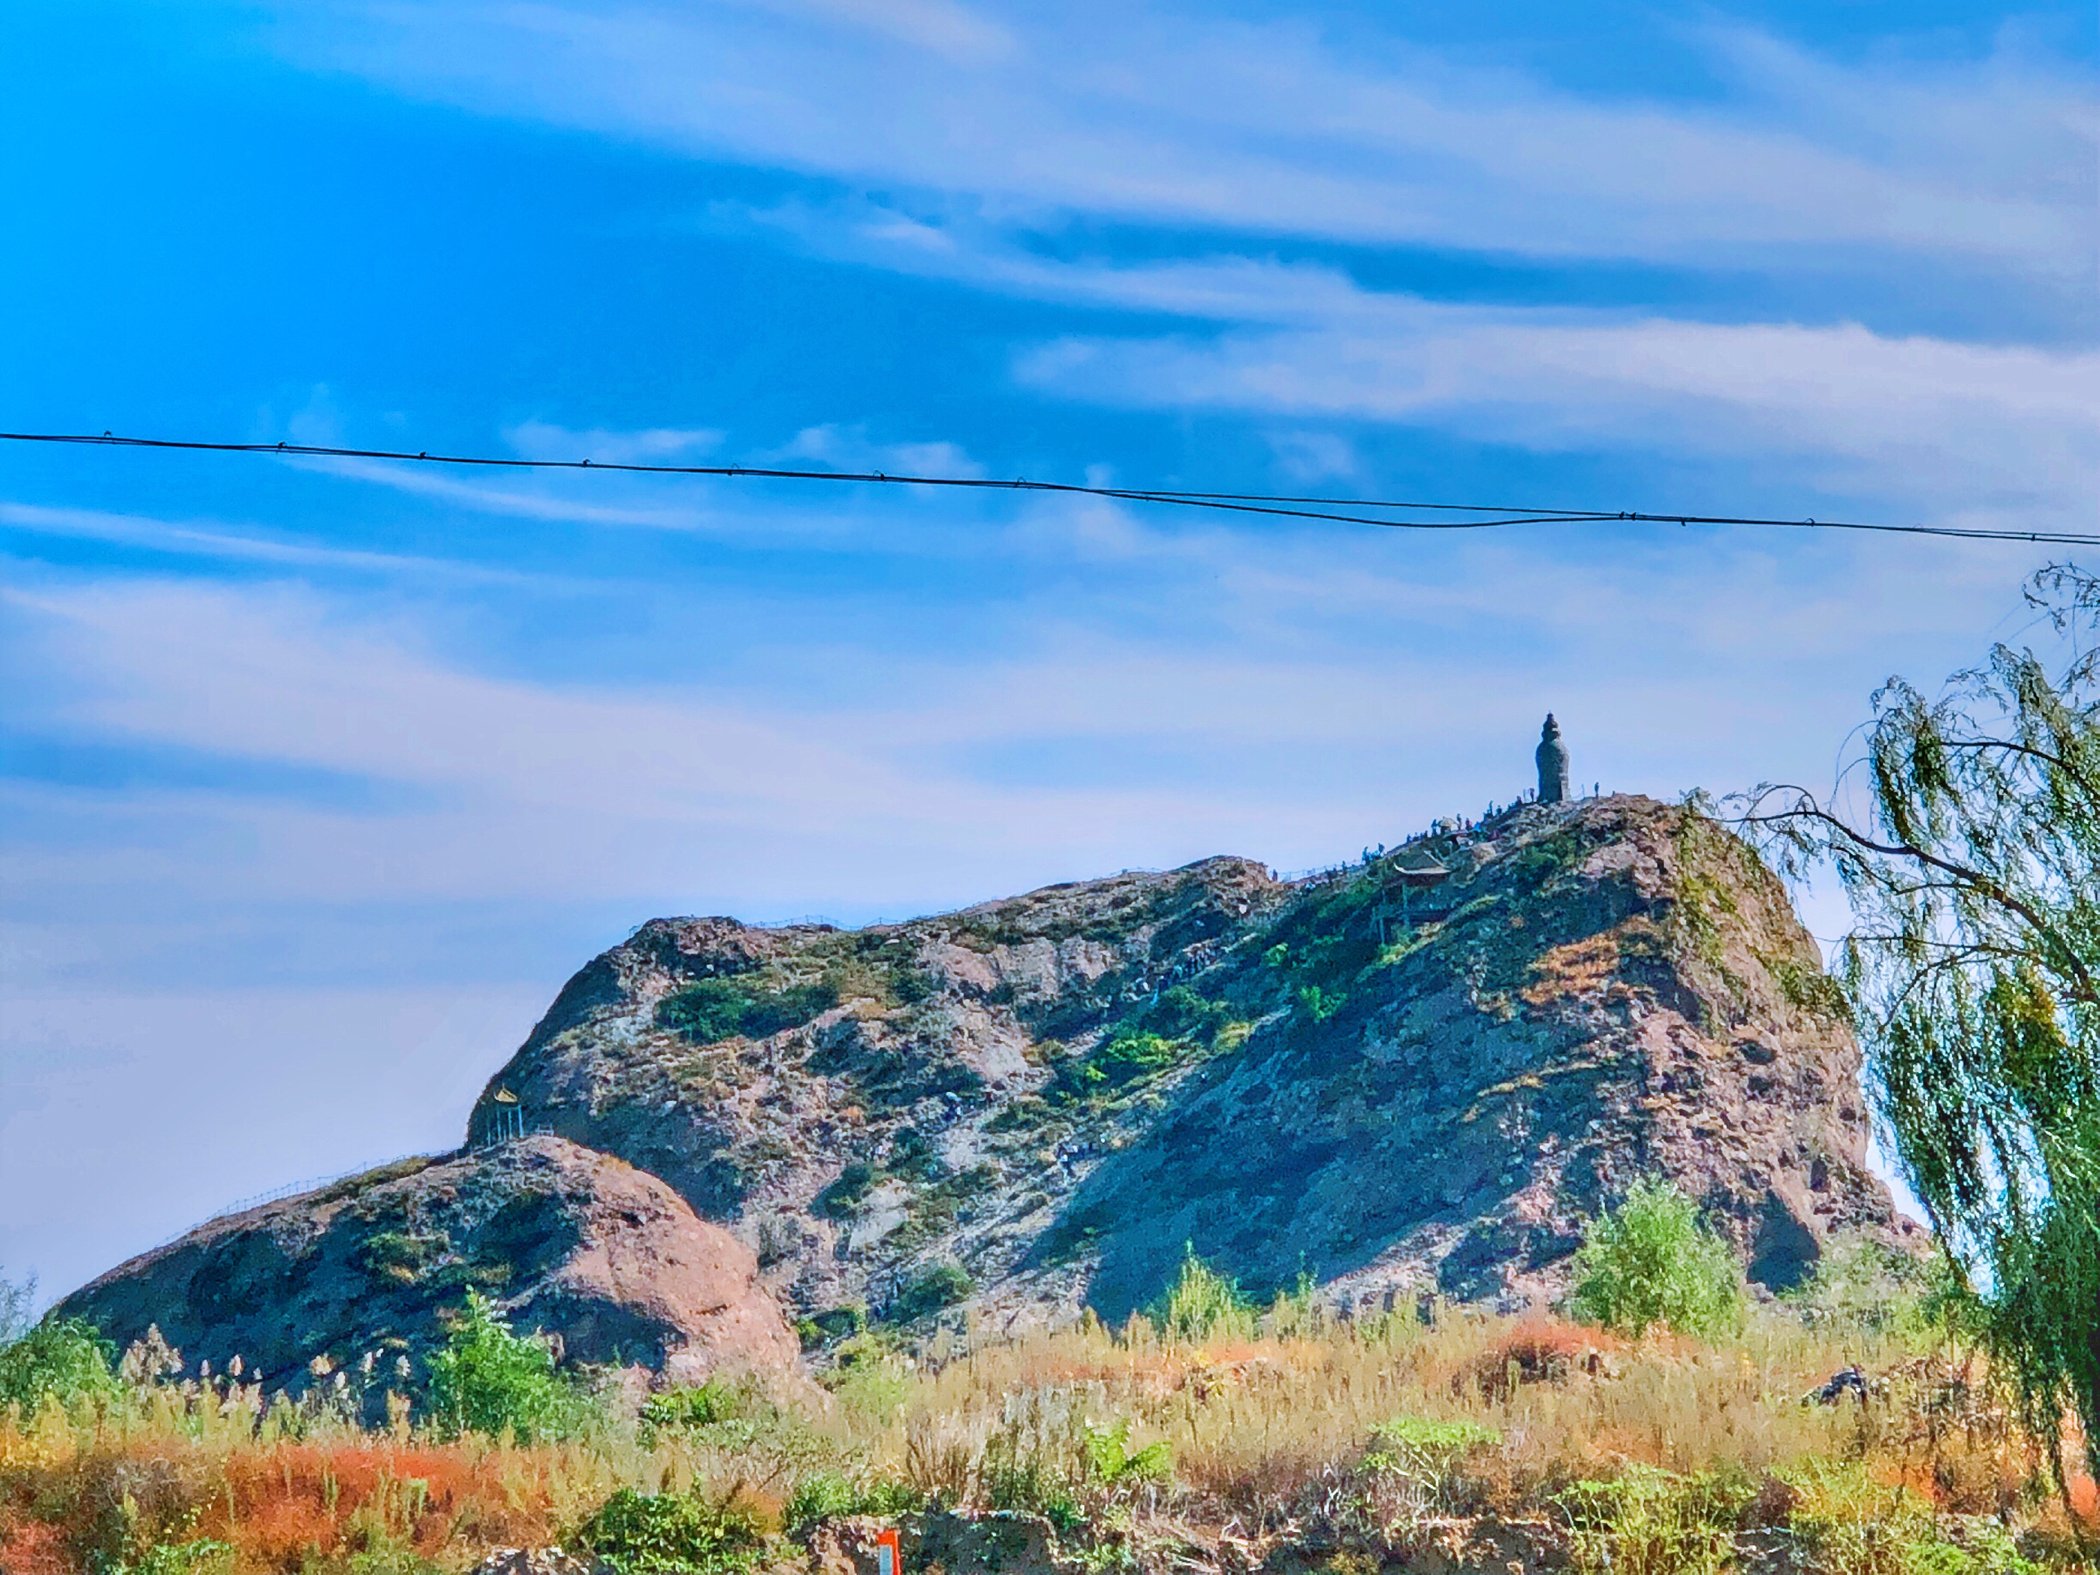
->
[1536, 714, 1571, 804]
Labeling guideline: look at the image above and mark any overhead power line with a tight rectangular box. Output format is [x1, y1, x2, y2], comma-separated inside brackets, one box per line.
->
[2, 430, 2091, 547]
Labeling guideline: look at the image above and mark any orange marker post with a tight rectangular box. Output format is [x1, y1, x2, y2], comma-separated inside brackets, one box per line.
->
[874, 1527, 903, 1575]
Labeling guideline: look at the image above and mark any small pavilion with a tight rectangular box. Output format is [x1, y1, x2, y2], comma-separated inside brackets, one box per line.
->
[479, 1086, 526, 1145]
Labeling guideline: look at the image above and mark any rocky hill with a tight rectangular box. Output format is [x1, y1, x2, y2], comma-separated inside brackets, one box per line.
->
[59, 1137, 804, 1392]
[61, 793, 1917, 1377]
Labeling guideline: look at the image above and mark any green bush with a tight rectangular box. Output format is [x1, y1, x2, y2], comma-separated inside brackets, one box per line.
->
[1296, 983, 1345, 1022]
[1054, 1029, 1186, 1099]
[1783, 1459, 1937, 1575]
[657, 976, 837, 1043]
[819, 1332, 915, 1423]
[424, 1290, 593, 1442]
[1560, 1466, 1752, 1575]
[1904, 1525, 2048, 1575]
[1784, 1235, 1972, 1339]
[356, 1231, 446, 1285]
[122, 1537, 237, 1575]
[796, 1304, 868, 1349]
[1363, 1416, 1502, 1524]
[1567, 1179, 1746, 1338]
[888, 1262, 973, 1322]
[1150, 1246, 1255, 1342]
[0, 1316, 120, 1415]
[981, 1435, 1085, 1534]
[980, 1415, 1168, 1536]
[576, 1488, 769, 1575]
[1082, 1418, 1171, 1487]
[813, 1162, 877, 1218]
[783, 1469, 923, 1531]
[639, 1379, 740, 1439]
[1366, 1415, 1501, 1465]
[1145, 986, 1234, 1042]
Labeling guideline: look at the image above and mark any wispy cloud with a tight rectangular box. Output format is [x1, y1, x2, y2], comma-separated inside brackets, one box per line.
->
[772, 423, 985, 479]
[0, 500, 529, 583]
[1017, 304, 2100, 523]
[271, 3, 2096, 284]
[504, 420, 724, 464]
[291, 453, 706, 528]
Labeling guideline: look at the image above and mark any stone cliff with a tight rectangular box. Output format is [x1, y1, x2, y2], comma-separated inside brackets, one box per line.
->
[62, 794, 1917, 1372]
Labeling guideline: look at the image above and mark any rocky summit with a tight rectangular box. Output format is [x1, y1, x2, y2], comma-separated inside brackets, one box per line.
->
[62, 793, 1916, 1375]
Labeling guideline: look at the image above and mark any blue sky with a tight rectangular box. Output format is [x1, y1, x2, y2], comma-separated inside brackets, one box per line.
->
[2, 0, 2095, 1303]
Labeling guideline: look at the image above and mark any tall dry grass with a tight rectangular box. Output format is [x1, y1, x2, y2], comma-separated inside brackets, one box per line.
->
[0, 1304, 2072, 1573]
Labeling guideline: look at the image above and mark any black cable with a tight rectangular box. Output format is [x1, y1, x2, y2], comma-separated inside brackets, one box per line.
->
[3, 430, 2092, 547]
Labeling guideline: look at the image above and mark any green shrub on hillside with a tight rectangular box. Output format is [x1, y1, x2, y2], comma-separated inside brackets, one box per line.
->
[1560, 1465, 1752, 1575]
[576, 1487, 768, 1575]
[824, 1335, 913, 1423]
[639, 1379, 740, 1438]
[119, 1534, 237, 1575]
[657, 975, 838, 1042]
[782, 1469, 922, 1531]
[1776, 1459, 2035, 1575]
[1363, 1416, 1502, 1524]
[1784, 1234, 1975, 1339]
[1052, 1029, 1186, 1100]
[888, 1262, 973, 1322]
[1151, 1246, 1255, 1342]
[1567, 1179, 1746, 1338]
[813, 1162, 877, 1218]
[356, 1230, 448, 1286]
[1144, 985, 1236, 1042]
[0, 1316, 120, 1416]
[424, 1290, 593, 1443]
[1083, 1418, 1172, 1486]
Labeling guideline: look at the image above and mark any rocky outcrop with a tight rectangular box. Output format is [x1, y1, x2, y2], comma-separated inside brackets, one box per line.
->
[470, 795, 1916, 1331]
[57, 1136, 803, 1387]
[63, 795, 1917, 1367]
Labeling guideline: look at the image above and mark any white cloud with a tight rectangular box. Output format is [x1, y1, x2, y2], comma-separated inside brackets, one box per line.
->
[3, 511, 2048, 919]
[293, 453, 705, 528]
[755, 0, 1013, 64]
[1265, 430, 1359, 485]
[0, 500, 530, 582]
[773, 424, 986, 480]
[270, 3, 2096, 283]
[504, 420, 724, 464]
[1016, 303, 2100, 523]
[694, 211, 2099, 525]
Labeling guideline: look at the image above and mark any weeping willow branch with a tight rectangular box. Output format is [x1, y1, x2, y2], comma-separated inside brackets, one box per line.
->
[1731, 565, 2100, 1477]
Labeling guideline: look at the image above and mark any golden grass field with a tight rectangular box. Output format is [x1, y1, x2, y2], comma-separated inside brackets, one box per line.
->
[1, 1295, 2087, 1575]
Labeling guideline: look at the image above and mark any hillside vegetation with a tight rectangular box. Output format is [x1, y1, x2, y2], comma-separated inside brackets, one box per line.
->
[0, 1239, 2079, 1575]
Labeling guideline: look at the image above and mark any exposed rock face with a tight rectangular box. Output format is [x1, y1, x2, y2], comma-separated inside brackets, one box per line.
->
[57, 1136, 803, 1386]
[470, 795, 1916, 1330]
[62, 795, 1916, 1366]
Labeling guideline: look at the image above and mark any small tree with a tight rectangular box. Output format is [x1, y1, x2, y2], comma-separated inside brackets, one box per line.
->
[1567, 1179, 1746, 1338]
[1737, 566, 2100, 1470]
[0, 1269, 35, 1347]
[1149, 1245, 1256, 1342]
[424, 1290, 591, 1442]
[0, 1316, 121, 1415]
